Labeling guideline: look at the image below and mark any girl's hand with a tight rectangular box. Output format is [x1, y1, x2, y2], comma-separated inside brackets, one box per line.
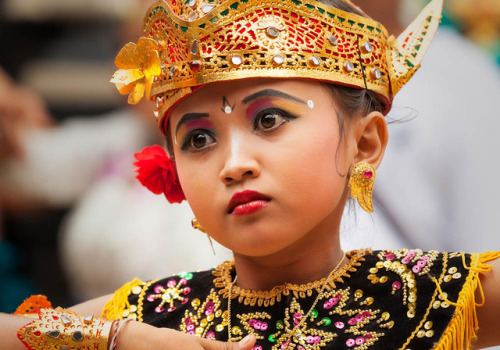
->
[118, 320, 256, 350]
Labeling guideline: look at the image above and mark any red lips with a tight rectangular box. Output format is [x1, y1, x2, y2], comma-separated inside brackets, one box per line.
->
[227, 190, 271, 215]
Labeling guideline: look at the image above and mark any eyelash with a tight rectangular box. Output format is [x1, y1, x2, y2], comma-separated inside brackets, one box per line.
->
[252, 108, 298, 133]
[179, 108, 298, 152]
[180, 129, 217, 152]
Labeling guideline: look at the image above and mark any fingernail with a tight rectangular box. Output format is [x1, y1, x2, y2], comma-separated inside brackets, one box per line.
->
[240, 334, 252, 346]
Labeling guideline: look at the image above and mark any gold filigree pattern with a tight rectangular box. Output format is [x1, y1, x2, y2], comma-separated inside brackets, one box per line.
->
[180, 289, 226, 339]
[271, 298, 337, 349]
[373, 249, 439, 318]
[237, 312, 273, 341]
[112, 0, 443, 130]
[389, 0, 443, 95]
[213, 250, 367, 307]
[18, 308, 111, 350]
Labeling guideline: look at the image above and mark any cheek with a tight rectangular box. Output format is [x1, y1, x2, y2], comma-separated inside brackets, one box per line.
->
[281, 117, 348, 206]
[175, 156, 219, 215]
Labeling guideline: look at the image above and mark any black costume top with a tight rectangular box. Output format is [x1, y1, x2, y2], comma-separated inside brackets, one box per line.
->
[102, 249, 498, 349]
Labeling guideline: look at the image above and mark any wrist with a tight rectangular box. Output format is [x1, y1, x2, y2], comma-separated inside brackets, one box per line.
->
[108, 318, 133, 350]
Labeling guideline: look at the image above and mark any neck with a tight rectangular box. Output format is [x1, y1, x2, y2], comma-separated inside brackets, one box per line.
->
[232, 209, 346, 291]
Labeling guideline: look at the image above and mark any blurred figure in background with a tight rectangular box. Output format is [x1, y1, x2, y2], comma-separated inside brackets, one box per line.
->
[445, 0, 500, 65]
[0, 67, 57, 312]
[0, 0, 230, 309]
[343, 0, 500, 254]
[0, 73, 230, 302]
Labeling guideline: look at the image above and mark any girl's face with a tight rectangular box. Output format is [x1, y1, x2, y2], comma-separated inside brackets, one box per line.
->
[169, 79, 357, 257]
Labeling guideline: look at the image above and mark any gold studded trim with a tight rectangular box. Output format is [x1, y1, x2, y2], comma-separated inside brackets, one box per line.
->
[124, 0, 444, 131]
[398, 252, 449, 349]
[101, 278, 144, 320]
[212, 249, 369, 307]
[433, 251, 500, 350]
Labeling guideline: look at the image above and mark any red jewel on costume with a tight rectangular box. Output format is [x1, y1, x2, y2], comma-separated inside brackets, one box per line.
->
[133, 145, 186, 203]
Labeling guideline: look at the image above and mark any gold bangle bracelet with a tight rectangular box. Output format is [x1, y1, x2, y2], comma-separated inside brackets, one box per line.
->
[18, 307, 113, 350]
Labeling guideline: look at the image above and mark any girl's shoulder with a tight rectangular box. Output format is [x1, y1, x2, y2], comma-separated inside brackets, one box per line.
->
[101, 266, 217, 326]
[347, 249, 499, 349]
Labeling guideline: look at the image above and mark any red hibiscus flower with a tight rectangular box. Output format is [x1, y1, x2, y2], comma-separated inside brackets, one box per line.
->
[133, 145, 185, 203]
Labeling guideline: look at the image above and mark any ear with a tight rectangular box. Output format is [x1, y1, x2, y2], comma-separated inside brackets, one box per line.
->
[352, 111, 388, 169]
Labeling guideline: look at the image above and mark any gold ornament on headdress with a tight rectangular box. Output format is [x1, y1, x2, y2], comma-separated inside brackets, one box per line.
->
[349, 162, 375, 213]
[111, 0, 443, 131]
[111, 37, 162, 104]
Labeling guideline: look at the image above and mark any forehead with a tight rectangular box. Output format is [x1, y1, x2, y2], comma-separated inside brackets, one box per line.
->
[169, 78, 329, 117]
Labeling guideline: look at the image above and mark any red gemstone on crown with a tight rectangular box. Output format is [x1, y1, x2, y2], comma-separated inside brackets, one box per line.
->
[364, 170, 373, 179]
[189, 61, 201, 72]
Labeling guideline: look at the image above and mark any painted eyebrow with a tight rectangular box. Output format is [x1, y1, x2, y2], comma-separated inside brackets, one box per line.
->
[241, 89, 307, 105]
[175, 112, 210, 136]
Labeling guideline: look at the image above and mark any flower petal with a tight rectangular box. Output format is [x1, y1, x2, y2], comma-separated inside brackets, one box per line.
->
[138, 38, 160, 66]
[139, 37, 162, 87]
[115, 42, 141, 69]
[114, 82, 136, 95]
[132, 145, 186, 203]
[164, 180, 186, 204]
[144, 52, 162, 77]
[128, 79, 146, 104]
[144, 74, 154, 100]
[134, 145, 167, 160]
[110, 69, 144, 86]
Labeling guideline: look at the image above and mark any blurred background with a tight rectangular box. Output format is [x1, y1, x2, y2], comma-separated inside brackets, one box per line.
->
[409, 0, 500, 66]
[0, 0, 499, 314]
[0, 0, 234, 313]
[1, 0, 137, 313]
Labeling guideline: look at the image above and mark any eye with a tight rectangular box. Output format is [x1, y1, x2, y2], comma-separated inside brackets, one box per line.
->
[254, 109, 296, 132]
[181, 130, 216, 152]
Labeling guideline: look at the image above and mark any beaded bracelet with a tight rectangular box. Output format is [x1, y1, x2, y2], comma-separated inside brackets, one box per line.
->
[108, 320, 120, 349]
[109, 318, 133, 350]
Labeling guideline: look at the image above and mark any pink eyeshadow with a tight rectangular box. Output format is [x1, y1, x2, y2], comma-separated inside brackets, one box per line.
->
[245, 98, 274, 121]
[176, 119, 214, 144]
[182, 119, 214, 133]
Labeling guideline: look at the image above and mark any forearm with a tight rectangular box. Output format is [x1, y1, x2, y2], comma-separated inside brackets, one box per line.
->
[1, 297, 256, 350]
[0, 313, 36, 350]
[117, 322, 256, 350]
[0, 294, 113, 350]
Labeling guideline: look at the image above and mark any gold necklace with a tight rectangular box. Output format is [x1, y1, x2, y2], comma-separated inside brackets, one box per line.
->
[227, 251, 347, 347]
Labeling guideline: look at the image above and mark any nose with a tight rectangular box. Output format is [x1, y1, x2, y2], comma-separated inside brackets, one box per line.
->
[219, 133, 261, 185]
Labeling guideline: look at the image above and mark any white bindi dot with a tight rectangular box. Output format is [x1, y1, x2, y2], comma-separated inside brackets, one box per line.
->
[224, 106, 232, 114]
[307, 100, 314, 109]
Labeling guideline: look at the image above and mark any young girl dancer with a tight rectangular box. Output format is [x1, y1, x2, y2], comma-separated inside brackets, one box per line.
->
[3, 0, 500, 349]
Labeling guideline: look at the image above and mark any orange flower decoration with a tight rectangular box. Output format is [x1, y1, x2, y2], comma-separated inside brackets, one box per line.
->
[14, 295, 52, 315]
[111, 37, 162, 104]
[133, 145, 186, 204]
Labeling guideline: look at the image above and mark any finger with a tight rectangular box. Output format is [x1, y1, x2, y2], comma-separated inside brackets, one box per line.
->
[200, 334, 256, 350]
[237, 335, 256, 350]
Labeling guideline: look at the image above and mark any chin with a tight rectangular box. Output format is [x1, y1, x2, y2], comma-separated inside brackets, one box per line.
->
[232, 235, 298, 258]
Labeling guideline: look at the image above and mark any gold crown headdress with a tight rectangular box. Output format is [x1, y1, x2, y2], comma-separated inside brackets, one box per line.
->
[111, 0, 443, 132]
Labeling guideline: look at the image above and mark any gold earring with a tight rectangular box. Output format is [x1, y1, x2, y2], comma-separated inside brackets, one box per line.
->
[349, 162, 376, 213]
[191, 218, 205, 232]
[192, 218, 216, 255]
